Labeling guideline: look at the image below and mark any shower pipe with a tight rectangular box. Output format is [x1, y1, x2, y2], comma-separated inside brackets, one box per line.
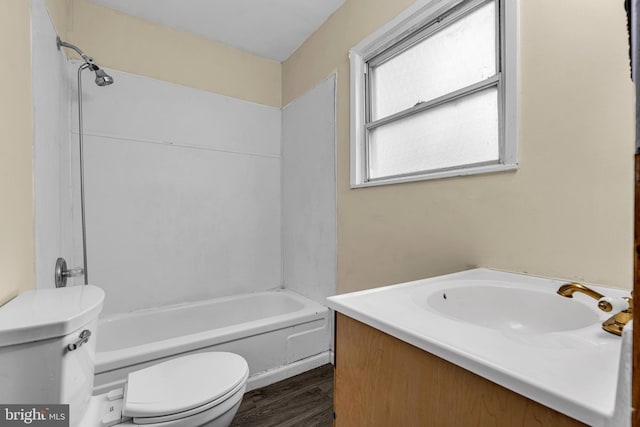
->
[54, 37, 113, 287]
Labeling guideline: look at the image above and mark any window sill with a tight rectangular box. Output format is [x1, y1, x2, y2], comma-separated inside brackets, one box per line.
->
[350, 163, 518, 189]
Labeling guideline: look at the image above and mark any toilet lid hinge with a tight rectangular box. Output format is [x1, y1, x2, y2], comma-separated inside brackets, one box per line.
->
[101, 395, 126, 427]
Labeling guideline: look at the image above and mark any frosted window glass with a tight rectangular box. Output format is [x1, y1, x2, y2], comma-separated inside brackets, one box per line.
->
[368, 87, 499, 179]
[372, 1, 496, 120]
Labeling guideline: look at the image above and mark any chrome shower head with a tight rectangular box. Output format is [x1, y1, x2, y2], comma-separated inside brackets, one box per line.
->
[94, 68, 114, 86]
[57, 36, 114, 86]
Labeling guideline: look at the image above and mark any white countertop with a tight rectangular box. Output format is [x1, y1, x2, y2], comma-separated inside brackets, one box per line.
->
[326, 268, 629, 426]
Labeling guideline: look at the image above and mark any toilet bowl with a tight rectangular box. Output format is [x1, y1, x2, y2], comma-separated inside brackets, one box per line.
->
[85, 352, 249, 427]
[0, 285, 248, 427]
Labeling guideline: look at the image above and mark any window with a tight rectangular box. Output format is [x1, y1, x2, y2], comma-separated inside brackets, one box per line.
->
[350, 0, 518, 187]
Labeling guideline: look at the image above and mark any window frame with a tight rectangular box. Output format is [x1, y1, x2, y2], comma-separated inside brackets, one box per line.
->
[349, 0, 518, 188]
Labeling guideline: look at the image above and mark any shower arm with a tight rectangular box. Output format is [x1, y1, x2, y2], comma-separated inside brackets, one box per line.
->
[57, 36, 95, 67]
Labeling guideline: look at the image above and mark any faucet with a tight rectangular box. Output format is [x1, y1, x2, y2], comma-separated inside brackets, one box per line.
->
[557, 282, 633, 336]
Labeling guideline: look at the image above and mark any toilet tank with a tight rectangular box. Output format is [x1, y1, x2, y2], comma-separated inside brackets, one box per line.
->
[0, 285, 104, 425]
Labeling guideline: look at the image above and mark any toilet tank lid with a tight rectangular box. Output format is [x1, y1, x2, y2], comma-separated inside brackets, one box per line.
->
[0, 285, 104, 347]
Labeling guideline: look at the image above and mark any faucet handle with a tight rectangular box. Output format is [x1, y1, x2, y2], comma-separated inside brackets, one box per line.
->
[558, 282, 633, 336]
[601, 296, 633, 336]
[597, 297, 629, 313]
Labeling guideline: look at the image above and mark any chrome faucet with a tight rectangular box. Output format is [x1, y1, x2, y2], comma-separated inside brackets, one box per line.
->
[557, 282, 633, 336]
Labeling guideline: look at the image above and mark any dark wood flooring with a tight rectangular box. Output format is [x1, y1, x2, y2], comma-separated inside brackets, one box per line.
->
[230, 364, 334, 427]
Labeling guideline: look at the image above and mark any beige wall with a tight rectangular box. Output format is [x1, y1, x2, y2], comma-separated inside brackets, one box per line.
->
[44, 0, 71, 40]
[0, 0, 35, 305]
[2, 0, 632, 306]
[283, 0, 635, 292]
[49, 0, 281, 107]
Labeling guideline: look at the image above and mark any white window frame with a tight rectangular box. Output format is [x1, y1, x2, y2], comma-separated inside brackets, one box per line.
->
[349, 0, 518, 188]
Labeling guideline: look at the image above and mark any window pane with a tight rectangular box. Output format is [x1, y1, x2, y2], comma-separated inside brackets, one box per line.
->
[368, 87, 499, 180]
[371, 1, 496, 120]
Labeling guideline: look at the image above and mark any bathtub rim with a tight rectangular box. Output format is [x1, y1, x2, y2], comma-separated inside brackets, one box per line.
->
[98, 287, 314, 322]
[95, 289, 329, 374]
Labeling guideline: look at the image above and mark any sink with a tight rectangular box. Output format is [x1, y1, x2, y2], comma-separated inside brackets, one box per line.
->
[425, 285, 601, 334]
[326, 269, 628, 426]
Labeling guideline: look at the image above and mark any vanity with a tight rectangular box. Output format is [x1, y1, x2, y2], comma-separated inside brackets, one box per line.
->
[326, 269, 631, 426]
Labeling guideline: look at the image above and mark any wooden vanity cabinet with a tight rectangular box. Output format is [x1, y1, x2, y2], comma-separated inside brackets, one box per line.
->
[333, 313, 586, 427]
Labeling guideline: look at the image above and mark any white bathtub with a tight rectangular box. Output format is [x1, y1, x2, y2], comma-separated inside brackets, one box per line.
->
[93, 289, 331, 395]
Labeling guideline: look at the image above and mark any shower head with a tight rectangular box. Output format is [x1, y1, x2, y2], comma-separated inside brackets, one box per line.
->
[94, 68, 114, 86]
[56, 36, 114, 86]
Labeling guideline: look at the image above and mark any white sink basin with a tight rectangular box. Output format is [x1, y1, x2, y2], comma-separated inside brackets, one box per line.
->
[425, 286, 600, 334]
[326, 269, 629, 427]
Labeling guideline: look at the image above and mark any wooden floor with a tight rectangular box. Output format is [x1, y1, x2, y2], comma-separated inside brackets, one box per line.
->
[230, 364, 334, 427]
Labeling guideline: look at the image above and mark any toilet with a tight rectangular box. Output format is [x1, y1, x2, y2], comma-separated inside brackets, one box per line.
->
[0, 285, 249, 427]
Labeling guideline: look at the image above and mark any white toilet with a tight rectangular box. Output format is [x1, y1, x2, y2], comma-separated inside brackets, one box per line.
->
[0, 285, 249, 427]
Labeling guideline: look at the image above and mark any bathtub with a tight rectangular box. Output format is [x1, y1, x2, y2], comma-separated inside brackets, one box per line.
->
[93, 289, 331, 395]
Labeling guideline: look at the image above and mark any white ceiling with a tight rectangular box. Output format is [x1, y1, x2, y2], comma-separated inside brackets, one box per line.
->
[86, 0, 346, 62]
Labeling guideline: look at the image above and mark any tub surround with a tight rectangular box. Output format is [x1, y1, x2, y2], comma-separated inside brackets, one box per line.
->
[282, 74, 337, 304]
[69, 65, 282, 314]
[326, 269, 630, 426]
[57, 60, 338, 315]
[31, 0, 73, 291]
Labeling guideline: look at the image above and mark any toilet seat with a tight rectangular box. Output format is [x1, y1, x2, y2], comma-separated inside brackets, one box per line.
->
[121, 384, 246, 427]
[123, 352, 249, 425]
[111, 384, 246, 427]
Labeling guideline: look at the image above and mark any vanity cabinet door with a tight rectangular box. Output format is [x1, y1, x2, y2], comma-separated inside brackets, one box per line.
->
[333, 313, 585, 427]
